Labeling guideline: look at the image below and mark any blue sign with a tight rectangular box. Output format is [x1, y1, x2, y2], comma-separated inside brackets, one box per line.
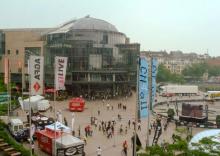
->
[151, 58, 157, 106]
[139, 57, 148, 118]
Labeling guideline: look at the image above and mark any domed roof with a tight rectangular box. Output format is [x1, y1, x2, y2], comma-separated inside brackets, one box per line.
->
[70, 16, 118, 32]
[49, 16, 118, 34]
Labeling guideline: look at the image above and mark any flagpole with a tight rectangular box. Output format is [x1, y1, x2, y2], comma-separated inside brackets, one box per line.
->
[6, 57, 10, 123]
[28, 58, 32, 156]
[9, 69, 11, 112]
[146, 57, 152, 147]
[133, 56, 139, 156]
[54, 57, 57, 156]
[22, 60, 24, 99]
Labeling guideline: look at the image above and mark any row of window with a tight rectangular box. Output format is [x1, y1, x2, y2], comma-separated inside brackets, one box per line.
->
[7, 49, 19, 55]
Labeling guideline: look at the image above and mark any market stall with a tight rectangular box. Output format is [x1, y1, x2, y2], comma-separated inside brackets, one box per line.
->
[36, 122, 85, 156]
[31, 112, 54, 130]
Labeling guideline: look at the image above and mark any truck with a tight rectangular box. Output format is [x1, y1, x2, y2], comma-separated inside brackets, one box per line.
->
[18, 95, 50, 112]
[36, 122, 85, 156]
[204, 91, 220, 101]
[160, 85, 198, 96]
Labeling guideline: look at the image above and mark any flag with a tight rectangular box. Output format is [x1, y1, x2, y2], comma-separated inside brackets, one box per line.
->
[139, 57, 148, 118]
[151, 58, 158, 106]
[29, 56, 44, 95]
[55, 56, 68, 90]
[4, 57, 9, 84]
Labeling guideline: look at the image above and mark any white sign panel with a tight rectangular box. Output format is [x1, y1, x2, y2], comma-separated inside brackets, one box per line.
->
[29, 56, 44, 95]
[55, 56, 68, 90]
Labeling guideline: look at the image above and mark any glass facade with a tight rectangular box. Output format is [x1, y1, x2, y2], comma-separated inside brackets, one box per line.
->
[44, 18, 140, 98]
[24, 47, 41, 66]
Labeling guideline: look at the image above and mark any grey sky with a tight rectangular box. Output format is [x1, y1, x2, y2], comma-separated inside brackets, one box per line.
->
[0, 0, 219, 56]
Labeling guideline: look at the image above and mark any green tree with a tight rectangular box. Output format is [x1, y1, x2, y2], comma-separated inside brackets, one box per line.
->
[0, 75, 7, 92]
[157, 64, 185, 84]
[182, 62, 220, 78]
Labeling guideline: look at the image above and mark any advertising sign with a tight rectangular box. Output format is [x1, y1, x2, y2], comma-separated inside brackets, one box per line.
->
[139, 57, 148, 118]
[55, 57, 68, 90]
[151, 58, 157, 107]
[29, 56, 44, 95]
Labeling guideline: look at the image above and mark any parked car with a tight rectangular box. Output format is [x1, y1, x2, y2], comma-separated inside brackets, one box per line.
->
[8, 118, 29, 142]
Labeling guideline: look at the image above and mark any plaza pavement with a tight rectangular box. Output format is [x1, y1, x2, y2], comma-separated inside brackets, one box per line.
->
[8, 92, 215, 156]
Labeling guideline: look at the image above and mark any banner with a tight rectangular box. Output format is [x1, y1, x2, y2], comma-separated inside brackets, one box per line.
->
[29, 56, 44, 95]
[4, 57, 9, 84]
[151, 58, 157, 106]
[139, 57, 148, 118]
[55, 56, 68, 90]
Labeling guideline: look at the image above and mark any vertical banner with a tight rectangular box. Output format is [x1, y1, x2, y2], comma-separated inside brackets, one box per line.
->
[4, 57, 9, 84]
[139, 57, 148, 118]
[29, 56, 44, 95]
[55, 56, 68, 90]
[151, 58, 158, 106]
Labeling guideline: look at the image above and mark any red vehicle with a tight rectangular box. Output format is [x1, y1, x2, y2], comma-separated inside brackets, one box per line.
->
[36, 127, 62, 155]
[69, 97, 85, 112]
[36, 125, 85, 156]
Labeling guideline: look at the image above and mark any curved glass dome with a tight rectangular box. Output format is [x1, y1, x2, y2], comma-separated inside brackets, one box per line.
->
[49, 16, 119, 34]
[70, 16, 118, 32]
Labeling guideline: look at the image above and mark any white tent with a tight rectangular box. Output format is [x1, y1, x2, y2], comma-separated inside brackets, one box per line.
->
[19, 95, 50, 111]
[45, 121, 71, 134]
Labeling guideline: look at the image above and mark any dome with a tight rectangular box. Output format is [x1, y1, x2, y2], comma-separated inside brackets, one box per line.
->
[49, 16, 118, 34]
[70, 16, 118, 32]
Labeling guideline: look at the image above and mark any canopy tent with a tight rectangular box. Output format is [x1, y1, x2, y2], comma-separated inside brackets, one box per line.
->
[45, 121, 71, 134]
[56, 134, 84, 148]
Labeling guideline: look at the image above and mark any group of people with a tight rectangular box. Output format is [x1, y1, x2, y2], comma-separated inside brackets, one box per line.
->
[118, 102, 127, 110]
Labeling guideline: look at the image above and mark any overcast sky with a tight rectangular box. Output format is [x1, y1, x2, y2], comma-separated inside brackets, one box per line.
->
[0, 0, 219, 56]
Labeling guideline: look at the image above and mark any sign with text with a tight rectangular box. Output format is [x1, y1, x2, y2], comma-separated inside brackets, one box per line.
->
[151, 58, 157, 107]
[29, 56, 44, 95]
[139, 57, 148, 118]
[55, 56, 68, 90]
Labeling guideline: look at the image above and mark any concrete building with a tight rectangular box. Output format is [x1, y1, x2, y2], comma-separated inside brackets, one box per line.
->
[141, 50, 208, 74]
[0, 28, 52, 87]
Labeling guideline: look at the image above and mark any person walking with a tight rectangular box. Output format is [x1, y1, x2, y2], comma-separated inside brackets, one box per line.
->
[128, 120, 131, 128]
[123, 140, 128, 156]
[96, 146, 102, 156]
[106, 103, 110, 110]
[137, 121, 141, 131]
[64, 117, 68, 126]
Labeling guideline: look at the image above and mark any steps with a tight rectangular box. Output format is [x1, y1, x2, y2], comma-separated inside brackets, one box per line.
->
[0, 138, 21, 156]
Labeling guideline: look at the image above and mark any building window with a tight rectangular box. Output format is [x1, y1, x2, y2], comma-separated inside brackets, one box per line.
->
[7, 50, 10, 54]
[16, 50, 19, 55]
[101, 33, 108, 44]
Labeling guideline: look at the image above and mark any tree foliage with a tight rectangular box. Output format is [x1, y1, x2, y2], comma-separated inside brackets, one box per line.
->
[156, 64, 185, 84]
[182, 62, 220, 77]
[0, 75, 7, 92]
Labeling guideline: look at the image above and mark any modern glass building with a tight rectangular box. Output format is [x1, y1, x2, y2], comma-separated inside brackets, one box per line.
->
[45, 16, 140, 98]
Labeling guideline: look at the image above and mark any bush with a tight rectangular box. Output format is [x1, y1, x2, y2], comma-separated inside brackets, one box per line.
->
[216, 115, 220, 128]
[167, 108, 175, 119]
